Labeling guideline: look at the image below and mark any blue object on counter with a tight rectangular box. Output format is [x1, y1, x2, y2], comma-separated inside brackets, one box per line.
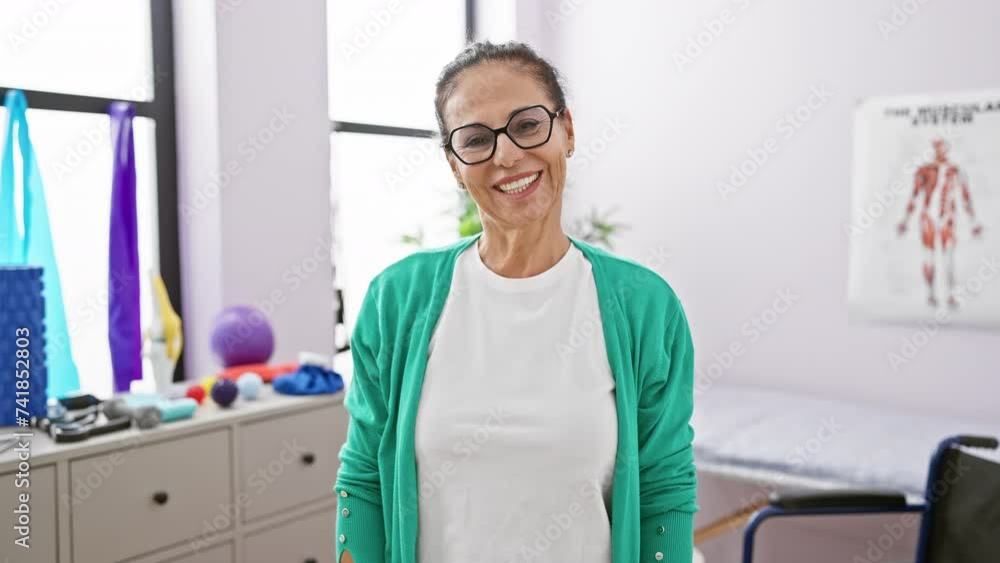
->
[0, 266, 48, 425]
[272, 364, 344, 396]
[1, 91, 80, 398]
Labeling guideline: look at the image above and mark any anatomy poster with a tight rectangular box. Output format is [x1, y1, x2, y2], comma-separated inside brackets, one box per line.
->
[848, 89, 1000, 326]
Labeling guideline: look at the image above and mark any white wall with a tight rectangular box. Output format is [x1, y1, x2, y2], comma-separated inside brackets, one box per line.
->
[173, 0, 335, 379]
[527, 0, 1000, 423]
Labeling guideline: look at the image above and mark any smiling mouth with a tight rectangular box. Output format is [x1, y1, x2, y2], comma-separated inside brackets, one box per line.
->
[494, 171, 542, 194]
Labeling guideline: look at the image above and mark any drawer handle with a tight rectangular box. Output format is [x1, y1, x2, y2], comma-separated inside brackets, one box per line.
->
[304, 559, 317, 563]
[301, 453, 316, 465]
[152, 491, 169, 505]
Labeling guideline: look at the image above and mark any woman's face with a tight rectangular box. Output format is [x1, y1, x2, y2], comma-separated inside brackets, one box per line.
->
[442, 62, 575, 229]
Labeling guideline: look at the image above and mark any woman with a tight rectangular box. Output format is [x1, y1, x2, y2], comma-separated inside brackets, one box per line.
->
[336, 41, 697, 563]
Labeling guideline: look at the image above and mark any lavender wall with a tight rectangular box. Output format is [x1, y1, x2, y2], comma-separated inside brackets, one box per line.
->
[527, 0, 1000, 423]
[174, 0, 335, 379]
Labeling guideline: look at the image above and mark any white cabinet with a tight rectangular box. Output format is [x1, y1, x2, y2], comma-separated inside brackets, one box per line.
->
[244, 508, 336, 563]
[239, 405, 347, 522]
[70, 429, 232, 562]
[0, 387, 348, 562]
[164, 541, 234, 563]
[0, 464, 57, 563]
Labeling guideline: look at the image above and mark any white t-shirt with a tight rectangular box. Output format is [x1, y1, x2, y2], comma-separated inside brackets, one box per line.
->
[415, 237, 618, 563]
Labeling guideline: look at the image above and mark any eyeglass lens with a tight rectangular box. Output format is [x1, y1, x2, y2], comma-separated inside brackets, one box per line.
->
[451, 106, 553, 164]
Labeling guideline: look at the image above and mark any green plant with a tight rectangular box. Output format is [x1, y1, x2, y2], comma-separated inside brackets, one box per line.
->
[401, 189, 629, 250]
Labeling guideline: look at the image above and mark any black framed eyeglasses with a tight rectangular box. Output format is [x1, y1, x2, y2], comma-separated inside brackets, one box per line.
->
[444, 104, 565, 165]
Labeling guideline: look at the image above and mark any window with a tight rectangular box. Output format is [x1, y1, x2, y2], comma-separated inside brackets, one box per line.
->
[0, 0, 181, 397]
[328, 0, 473, 333]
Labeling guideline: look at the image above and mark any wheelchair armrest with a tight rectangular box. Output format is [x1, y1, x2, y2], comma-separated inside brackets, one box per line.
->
[769, 490, 908, 510]
[956, 435, 998, 449]
[741, 491, 924, 563]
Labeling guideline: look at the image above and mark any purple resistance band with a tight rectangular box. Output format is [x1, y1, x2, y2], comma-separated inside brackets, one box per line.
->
[108, 102, 142, 392]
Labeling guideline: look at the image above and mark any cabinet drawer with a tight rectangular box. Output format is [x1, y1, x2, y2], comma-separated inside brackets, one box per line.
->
[0, 464, 56, 563]
[70, 429, 232, 563]
[244, 508, 335, 563]
[162, 541, 233, 563]
[239, 404, 347, 521]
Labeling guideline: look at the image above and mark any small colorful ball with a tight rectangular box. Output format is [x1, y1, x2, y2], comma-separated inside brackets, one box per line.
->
[211, 378, 239, 408]
[185, 383, 206, 404]
[201, 375, 218, 395]
[237, 372, 264, 401]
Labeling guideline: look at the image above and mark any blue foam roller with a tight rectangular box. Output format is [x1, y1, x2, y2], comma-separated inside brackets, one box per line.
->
[0, 266, 48, 426]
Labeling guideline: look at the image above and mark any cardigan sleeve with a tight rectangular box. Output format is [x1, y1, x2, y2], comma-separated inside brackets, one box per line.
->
[637, 300, 699, 562]
[334, 283, 387, 563]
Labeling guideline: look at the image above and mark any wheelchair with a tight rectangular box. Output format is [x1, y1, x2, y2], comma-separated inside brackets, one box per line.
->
[741, 435, 1000, 563]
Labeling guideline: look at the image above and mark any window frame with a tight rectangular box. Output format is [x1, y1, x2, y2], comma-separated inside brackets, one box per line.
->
[329, 0, 475, 139]
[0, 0, 185, 382]
[328, 0, 475, 351]
[328, 0, 475, 349]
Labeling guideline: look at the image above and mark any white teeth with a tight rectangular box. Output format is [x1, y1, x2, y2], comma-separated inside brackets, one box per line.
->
[496, 172, 539, 193]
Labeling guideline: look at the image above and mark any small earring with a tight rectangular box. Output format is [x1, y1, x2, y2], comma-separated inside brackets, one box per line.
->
[567, 149, 574, 157]
[458, 182, 466, 190]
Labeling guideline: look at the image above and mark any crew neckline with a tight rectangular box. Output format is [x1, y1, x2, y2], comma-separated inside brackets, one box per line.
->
[469, 235, 579, 293]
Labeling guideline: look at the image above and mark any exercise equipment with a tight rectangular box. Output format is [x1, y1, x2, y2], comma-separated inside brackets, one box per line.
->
[236, 372, 263, 400]
[112, 393, 198, 423]
[1, 90, 80, 398]
[0, 266, 47, 425]
[216, 361, 297, 383]
[30, 404, 132, 444]
[108, 101, 141, 393]
[210, 305, 274, 367]
[211, 378, 239, 408]
[102, 397, 161, 430]
[185, 383, 206, 404]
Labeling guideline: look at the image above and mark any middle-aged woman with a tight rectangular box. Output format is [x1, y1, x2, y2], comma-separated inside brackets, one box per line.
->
[335, 41, 698, 563]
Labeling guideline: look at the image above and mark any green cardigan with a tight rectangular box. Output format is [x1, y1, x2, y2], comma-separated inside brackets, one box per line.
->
[334, 231, 698, 563]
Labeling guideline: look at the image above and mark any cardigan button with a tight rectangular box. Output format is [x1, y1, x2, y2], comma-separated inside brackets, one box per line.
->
[340, 490, 349, 498]
[339, 534, 347, 543]
[655, 552, 664, 561]
[342, 508, 350, 517]
[656, 525, 665, 535]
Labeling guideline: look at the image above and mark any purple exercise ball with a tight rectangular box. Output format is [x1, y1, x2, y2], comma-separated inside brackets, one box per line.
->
[210, 305, 275, 367]
[211, 378, 239, 408]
